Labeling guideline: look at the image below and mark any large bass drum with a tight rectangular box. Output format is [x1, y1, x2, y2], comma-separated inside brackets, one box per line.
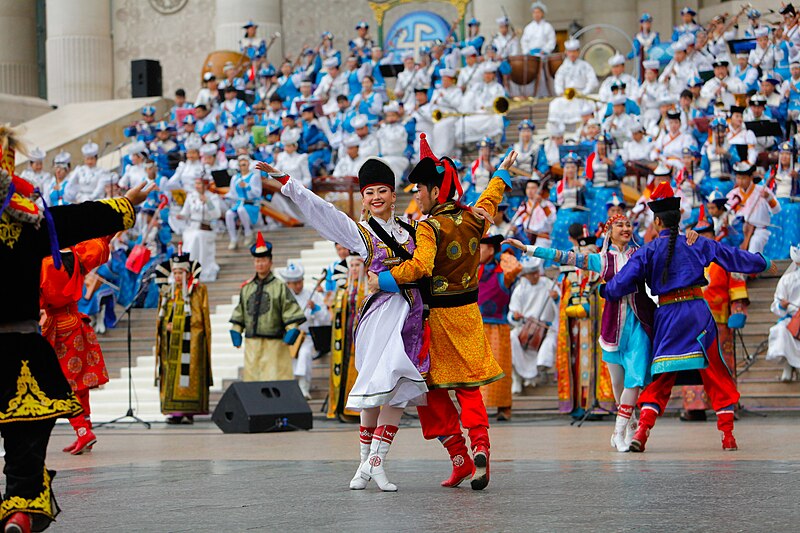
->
[201, 50, 251, 82]
[509, 55, 541, 85]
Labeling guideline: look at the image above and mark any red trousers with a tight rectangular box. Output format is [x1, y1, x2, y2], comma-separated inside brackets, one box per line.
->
[417, 387, 490, 449]
[68, 388, 92, 433]
[639, 337, 740, 414]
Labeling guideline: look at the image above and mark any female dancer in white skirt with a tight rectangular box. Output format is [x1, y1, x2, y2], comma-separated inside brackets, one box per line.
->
[255, 158, 456, 491]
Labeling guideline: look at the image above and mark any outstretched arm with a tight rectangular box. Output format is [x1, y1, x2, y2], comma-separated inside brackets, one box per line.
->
[505, 239, 603, 273]
[704, 237, 772, 275]
[255, 161, 367, 257]
[474, 150, 517, 219]
[603, 246, 648, 301]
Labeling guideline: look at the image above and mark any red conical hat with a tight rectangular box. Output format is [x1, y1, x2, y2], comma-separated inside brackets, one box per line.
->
[650, 181, 675, 200]
[418, 133, 439, 163]
[251, 231, 272, 257]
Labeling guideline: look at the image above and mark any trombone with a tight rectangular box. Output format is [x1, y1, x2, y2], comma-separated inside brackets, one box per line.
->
[492, 96, 537, 114]
[432, 95, 538, 122]
[431, 109, 475, 122]
[563, 87, 604, 103]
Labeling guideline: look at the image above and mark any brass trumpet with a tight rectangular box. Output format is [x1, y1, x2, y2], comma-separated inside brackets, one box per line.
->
[563, 87, 604, 103]
[431, 109, 475, 122]
[492, 96, 537, 114]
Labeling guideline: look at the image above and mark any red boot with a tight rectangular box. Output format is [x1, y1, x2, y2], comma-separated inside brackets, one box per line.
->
[470, 445, 490, 491]
[62, 440, 79, 453]
[70, 427, 97, 455]
[717, 411, 738, 451]
[4, 512, 31, 533]
[439, 435, 474, 487]
[630, 407, 658, 453]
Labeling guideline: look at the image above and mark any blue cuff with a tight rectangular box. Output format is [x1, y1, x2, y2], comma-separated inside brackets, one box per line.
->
[283, 328, 301, 345]
[229, 330, 243, 348]
[727, 313, 747, 330]
[493, 169, 512, 189]
[310, 303, 321, 314]
[378, 271, 400, 293]
[759, 254, 772, 273]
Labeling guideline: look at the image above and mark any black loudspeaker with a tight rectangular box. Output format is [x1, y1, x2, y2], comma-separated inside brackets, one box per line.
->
[131, 59, 162, 98]
[212, 381, 313, 433]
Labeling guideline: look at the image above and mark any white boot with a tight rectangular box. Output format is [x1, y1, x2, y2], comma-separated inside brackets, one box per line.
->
[611, 414, 630, 452]
[349, 427, 373, 490]
[227, 240, 238, 250]
[94, 307, 106, 335]
[511, 371, 523, 395]
[624, 412, 638, 449]
[781, 360, 794, 382]
[297, 377, 311, 400]
[359, 425, 398, 492]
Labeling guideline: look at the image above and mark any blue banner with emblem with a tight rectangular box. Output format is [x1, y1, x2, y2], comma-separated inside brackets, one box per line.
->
[384, 11, 451, 60]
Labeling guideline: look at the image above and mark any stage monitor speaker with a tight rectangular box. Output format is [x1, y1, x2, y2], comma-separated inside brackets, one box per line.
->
[131, 59, 162, 98]
[212, 380, 313, 433]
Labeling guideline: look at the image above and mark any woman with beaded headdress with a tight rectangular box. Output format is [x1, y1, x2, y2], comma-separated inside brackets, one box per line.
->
[154, 252, 212, 425]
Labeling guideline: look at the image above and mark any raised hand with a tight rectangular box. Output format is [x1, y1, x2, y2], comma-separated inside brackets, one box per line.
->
[124, 181, 157, 206]
[499, 150, 519, 170]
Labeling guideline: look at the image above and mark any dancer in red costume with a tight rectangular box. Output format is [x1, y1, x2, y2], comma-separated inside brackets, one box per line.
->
[40, 237, 113, 455]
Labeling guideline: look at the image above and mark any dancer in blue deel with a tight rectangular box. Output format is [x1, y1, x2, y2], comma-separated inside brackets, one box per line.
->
[601, 181, 775, 453]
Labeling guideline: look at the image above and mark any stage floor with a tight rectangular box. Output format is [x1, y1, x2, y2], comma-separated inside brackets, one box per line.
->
[42, 416, 800, 531]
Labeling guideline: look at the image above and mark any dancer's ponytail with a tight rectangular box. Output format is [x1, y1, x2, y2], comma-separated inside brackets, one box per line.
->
[659, 210, 681, 284]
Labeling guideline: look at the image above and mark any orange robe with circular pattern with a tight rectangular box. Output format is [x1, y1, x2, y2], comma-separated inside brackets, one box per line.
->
[40, 238, 111, 392]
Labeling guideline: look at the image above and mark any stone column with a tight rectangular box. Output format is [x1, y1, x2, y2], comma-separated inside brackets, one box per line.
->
[215, 0, 283, 65]
[581, 0, 638, 55]
[45, 0, 112, 106]
[0, 0, 39, 97]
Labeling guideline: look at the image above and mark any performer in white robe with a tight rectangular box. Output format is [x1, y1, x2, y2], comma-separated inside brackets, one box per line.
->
[375, 102, 410, 185]
[508, 256, 559, 392]
[279, 261, 331, 399]
[767, 247, 800, 382]
[179, 175, 223, 281]
[224, 155, 263, 249]
[454, 66, 506, 146]
[163, 137, 206, 234]
[430, 69, 462, 156]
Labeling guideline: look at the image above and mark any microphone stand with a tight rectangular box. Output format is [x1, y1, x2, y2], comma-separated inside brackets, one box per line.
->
[572, 281, 614, 427]
[96, 273, 154, 428]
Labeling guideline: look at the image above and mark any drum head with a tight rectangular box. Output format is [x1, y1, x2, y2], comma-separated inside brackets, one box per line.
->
[582, 42, 615, 78]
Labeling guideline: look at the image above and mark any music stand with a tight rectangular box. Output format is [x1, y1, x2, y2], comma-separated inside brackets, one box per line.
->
[727, 38, 757, 54]
[379, 63, 404, 78]
[211, 169, 232, 189]
[746, 120, 784, 139]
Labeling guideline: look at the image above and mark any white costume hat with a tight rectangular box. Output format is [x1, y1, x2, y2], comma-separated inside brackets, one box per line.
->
[199, 143, 217, 157]
[531, 1, 547, 13]
[323, 57, 339, 68]
[520, 255, 544, 274]
[280, 129, 301, 145]
[608, 53, 625, 67]
[185, 137, 203, 151]
[81, 141, 99, 157]
[343, 134, 361, 148]
[126, 141, 148, 156]
[279, 261, 305, 282]
[350, 114, 369, 129]
[564, 39, 580, 51]
[28, 147, 45, 162]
